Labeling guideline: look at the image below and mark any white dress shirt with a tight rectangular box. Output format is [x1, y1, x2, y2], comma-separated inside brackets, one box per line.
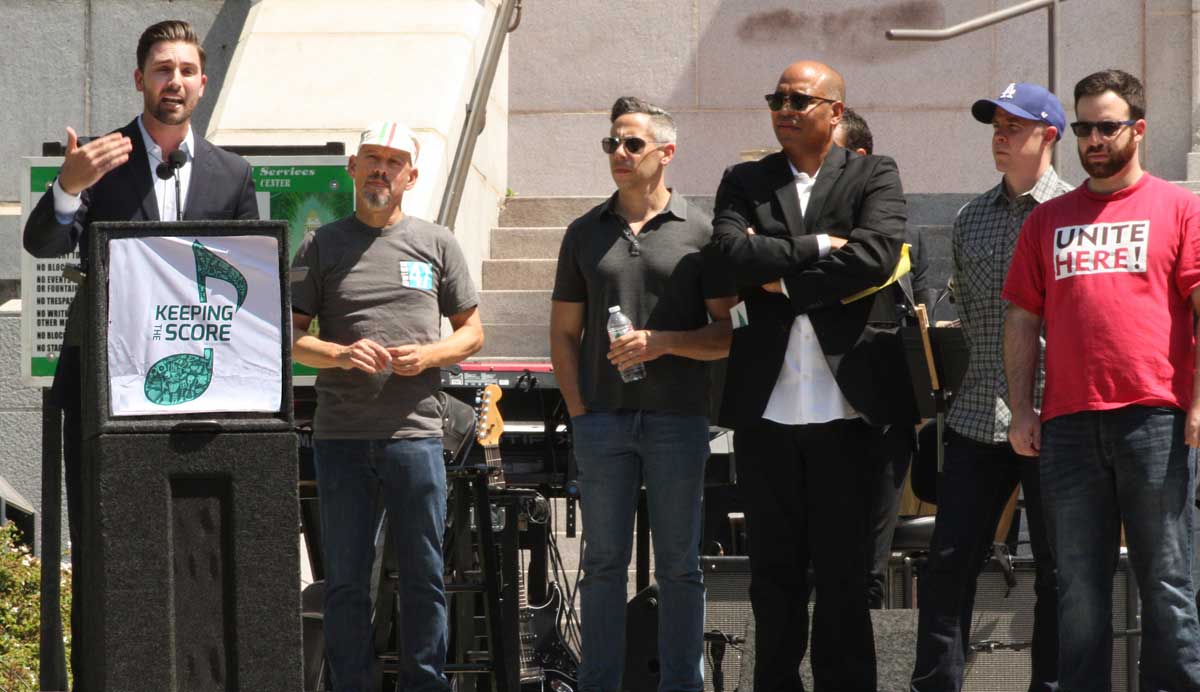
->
[761, 162, 859, 425]
[53, 114, 195, 224]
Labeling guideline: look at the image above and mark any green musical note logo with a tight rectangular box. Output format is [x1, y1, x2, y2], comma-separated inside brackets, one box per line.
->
[143, 240, 249, 406]
[193, 240, 248, 310]
[145, 348, 214, 405]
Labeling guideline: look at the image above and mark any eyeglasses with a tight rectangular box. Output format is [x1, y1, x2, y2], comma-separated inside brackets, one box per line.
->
[764, 91, 837, 112]
[1069, 120, 1138, 138]
[601, 136, 662, 155]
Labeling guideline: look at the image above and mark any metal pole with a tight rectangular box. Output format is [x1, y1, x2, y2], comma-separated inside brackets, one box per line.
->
[886, 0, 1056, 41]
[887, 0, 1063, 167]
[39, 390, 68, 692]
[436, 0, 522, 230]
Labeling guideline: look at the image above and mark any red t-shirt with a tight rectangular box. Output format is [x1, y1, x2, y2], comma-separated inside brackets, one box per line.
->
[1002, 173, 1200, 422]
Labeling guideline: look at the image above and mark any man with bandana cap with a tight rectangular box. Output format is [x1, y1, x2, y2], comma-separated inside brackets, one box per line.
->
[290, 121, 483, 692]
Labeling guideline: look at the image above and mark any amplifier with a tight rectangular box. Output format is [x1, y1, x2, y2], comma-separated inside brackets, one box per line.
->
[888, 555, 1140, 692]
[702, 557, 752, 692]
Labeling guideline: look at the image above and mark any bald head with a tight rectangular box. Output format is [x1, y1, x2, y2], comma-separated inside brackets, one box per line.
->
[768, 60, 845, 169]
[777, 61, 845, 102]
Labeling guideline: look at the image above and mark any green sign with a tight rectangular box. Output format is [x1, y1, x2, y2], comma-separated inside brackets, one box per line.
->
[249, 160, 353, 378]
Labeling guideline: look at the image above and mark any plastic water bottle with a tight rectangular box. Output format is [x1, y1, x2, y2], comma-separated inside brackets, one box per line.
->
[607, 305, 646, 383]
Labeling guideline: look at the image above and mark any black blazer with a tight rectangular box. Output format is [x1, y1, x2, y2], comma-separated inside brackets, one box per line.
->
[23, 117, 259, 405]
[710, 146, 913, 429]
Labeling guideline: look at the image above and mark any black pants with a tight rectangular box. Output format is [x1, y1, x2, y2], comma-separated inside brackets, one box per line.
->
[737, 417, 882, 692]
[865, 425, 913, 608]
[54, 345, 86, 689]
[910, 429, 1058, 692]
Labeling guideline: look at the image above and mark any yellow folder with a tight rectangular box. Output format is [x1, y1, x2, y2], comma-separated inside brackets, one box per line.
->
[841, 243, 911, 305]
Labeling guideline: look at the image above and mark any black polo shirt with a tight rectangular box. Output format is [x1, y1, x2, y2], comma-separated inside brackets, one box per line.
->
[552, 192, 735, 416]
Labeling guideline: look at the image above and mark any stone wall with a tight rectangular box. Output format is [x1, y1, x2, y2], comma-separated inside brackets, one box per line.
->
[508, 0, 1195, 197]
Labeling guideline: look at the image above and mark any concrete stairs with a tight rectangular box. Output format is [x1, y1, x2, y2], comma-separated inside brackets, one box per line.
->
[478, 196, 609, 359]
[477, 194, 962, 359]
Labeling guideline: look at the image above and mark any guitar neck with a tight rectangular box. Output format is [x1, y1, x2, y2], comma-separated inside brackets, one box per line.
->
[484, 443, 506, 487]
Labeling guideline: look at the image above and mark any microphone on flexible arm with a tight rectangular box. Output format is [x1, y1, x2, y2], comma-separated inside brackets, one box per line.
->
[155, 149, 188, 220]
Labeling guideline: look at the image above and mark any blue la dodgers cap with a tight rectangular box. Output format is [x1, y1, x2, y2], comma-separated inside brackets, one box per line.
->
[971, 82, 1067, 141]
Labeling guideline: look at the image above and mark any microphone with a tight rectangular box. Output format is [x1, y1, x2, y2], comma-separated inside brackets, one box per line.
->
[155, 150, 188, 220]
[167, 149, 187, 169]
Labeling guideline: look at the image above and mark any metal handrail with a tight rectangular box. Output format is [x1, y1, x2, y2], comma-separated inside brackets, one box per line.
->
[436, 0, 523, 230]
[886, 0, 1062, 166]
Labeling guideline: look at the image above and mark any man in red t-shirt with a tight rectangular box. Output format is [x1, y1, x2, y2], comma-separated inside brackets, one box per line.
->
[1003, 69, 1200, 690]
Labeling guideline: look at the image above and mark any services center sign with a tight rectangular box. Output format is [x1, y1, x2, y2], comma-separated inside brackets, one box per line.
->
[107, 234, 282, 415]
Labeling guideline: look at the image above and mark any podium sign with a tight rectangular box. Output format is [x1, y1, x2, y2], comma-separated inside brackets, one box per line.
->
[107, 234, 283, 415]
[84, 221, 293, 435]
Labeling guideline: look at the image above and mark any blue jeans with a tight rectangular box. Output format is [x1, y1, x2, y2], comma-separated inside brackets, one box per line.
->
[315, 437, 450, 692]
[572, 411, 709, 692]
[911, 429, 1057, 692]
[1040, 406, 1200, 692]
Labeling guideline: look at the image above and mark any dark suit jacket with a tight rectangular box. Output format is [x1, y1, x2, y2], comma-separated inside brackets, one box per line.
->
[23, 117, 259, 406]
[710, 146, 914, 429]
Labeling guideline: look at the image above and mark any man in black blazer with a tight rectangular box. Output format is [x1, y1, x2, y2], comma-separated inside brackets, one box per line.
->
[710, 60, 908, 692]
[22, 19, 257, 682]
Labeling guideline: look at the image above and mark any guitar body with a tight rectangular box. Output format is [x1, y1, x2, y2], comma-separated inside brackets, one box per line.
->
[525, 582, 579, 692]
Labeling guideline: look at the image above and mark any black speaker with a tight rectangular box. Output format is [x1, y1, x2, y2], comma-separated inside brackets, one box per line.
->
[886, 555, 1141, 691]
[702, 557, 752, 692]
[737, 607, 921, 692]
[960, 556, 1139, 692]
[625, 584, 661, 692]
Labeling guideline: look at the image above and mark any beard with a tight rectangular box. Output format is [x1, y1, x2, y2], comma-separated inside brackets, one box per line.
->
[360, 174, 393, 210]
[146, 92, 195, 126]
[361, 187, 392, 210]
[1079, 134, 1137, 179]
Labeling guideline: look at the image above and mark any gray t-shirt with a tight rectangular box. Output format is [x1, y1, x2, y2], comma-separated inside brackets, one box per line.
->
[552, 193, 735, 416]
[292, 214, 478, 439]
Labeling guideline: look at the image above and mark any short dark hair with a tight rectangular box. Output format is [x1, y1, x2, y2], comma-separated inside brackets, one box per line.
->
[610, 96, 677, 144]
[838, 107, 873, 155]
[1074, 69, 1145, 120]
[137, 20, 206, 73]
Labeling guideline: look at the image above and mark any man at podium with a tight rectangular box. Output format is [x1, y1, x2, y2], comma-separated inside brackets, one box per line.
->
[21, 19, 258, 682]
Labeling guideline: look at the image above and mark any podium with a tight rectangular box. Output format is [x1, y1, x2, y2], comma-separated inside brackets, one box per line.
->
[76, 221, 300, 691]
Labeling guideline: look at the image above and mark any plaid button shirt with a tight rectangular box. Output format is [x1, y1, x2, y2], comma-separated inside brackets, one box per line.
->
[947, 167, 1074, 444]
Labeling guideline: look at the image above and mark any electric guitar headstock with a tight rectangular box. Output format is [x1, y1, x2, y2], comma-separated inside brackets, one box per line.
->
[475, 384, 506, 487]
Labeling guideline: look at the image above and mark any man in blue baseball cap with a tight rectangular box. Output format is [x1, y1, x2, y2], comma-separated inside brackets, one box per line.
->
[971, 81, 1068, 140]
[910, 82, 1072, 692]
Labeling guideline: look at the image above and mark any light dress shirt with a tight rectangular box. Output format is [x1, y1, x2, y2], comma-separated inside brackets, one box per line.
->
[762, 161, 857, 425]
[53, 114, 194, 223]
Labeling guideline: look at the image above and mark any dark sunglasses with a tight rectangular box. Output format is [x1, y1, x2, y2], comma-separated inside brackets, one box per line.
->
[1069, 120, 1137, 138]
[601, 136, 661, 155]
[764, 91, 837, 112]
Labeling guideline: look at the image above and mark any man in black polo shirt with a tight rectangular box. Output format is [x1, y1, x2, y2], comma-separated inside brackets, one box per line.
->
[550, 96, 737, 692]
